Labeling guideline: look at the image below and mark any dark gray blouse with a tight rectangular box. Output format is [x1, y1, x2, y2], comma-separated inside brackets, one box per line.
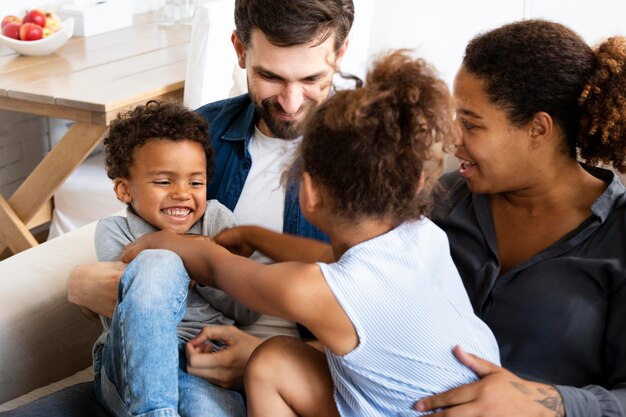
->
[431, 166, 626, 417]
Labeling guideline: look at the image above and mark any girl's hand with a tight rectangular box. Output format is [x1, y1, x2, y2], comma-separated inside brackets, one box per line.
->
[415, 346, 564, 417]
[214, 226, 255, 257]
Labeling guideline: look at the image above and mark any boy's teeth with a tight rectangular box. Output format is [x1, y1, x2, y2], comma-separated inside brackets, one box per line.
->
[162, 208, 191, 216]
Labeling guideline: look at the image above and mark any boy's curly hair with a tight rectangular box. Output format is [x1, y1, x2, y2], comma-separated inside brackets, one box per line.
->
[104, 101, 213, 179]
[301, 50, 457, 222]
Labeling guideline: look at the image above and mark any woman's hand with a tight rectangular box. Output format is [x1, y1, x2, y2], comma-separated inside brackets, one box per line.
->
[67, 262, 126, 319]
[415, 346, 565, 417]
[214, 226, 256, 257]
[185, 325, 263, 390]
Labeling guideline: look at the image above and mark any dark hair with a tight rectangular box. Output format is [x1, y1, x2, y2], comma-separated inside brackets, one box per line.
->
[234, 0, 354, 51]
[301, 50, 457, 222]
[104, 101, 214, 179]
[463, 19, 626, 172]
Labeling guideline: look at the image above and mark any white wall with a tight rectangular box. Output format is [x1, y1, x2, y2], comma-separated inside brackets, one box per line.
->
[366, 0, 626, 88]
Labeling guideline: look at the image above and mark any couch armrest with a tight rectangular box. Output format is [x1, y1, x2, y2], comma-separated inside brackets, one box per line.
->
[0, 221, 102, 403]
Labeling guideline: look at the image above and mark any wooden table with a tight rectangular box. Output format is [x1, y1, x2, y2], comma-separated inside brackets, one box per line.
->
[0, 13, 190, 256]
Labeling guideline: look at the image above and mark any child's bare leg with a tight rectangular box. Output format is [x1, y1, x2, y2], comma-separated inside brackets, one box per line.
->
[245, 336, 338, 417]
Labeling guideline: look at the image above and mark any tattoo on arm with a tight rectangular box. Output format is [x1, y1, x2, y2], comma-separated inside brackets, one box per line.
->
[509, 382, 565, 417]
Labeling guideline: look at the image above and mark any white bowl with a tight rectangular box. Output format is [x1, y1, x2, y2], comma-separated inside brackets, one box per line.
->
[0, 18, 74, 56]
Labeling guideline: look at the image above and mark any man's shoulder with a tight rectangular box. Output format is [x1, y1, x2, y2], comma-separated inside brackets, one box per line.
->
[195, 94, 252, 124]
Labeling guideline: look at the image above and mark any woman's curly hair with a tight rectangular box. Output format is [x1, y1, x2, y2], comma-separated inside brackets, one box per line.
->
[463, 19, 626, 172]
[104, 101, 213, 179]
[578, 36, 626, 172]
[301, 50, 457, 222]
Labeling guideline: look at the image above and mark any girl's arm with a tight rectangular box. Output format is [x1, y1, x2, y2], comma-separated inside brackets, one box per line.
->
[121, 230, 356, 354]
[214, 225, 334, 263]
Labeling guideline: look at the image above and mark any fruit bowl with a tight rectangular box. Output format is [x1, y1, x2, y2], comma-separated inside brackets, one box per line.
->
[0, 18, 74, 56]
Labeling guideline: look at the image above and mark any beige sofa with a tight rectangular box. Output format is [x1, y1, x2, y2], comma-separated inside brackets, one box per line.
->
[0, 221, 101, 409]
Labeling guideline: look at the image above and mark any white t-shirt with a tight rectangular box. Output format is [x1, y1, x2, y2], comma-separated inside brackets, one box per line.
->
[234, 127, 302, 339]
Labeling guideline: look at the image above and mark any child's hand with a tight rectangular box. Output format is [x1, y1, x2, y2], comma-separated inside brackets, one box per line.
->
[214, 226, 255, 257]
[186, 325, 263, 389]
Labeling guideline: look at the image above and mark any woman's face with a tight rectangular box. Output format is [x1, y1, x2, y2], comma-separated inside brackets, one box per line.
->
[452, 67, 533, 194]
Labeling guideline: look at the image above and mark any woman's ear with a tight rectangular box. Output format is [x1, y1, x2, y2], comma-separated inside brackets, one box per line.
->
[114, 178, 132, 204]
[231, 30, 246, 69]
[529, 111, 553, 149]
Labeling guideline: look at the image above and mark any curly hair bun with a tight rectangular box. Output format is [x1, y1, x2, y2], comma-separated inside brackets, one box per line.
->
[302, 50, 456, 222]
[578, 36, 626, 172]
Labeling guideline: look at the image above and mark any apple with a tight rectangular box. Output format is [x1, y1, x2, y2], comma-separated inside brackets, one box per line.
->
[23, 9, 46, 28]
[1, 22, 20, 39]
[44, 11, 61, 32]
[1, 15, 21, 30]
[42, 27, 53, 38]
[19, 22, 43, 41]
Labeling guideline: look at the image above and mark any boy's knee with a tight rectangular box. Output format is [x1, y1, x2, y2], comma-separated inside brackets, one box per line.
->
[133, 249, 183, 268]
[121, 249, 188, 295]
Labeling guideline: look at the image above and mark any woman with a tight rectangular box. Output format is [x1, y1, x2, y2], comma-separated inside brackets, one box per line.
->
[417, 20, 626, 417]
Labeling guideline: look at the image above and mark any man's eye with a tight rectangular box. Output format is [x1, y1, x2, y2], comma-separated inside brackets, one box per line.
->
[260, 73, 279, 81]
[461, 120, 477, 130]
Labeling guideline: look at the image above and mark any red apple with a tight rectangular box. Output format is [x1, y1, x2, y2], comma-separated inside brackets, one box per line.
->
[19, 22, 43, 41]
[1, 22, 20, 39]
[1, 15, 21, 30]
[23, 9, 46, 28]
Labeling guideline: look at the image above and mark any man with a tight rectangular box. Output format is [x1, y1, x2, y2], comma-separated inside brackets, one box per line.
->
[0, 1, 354, 416]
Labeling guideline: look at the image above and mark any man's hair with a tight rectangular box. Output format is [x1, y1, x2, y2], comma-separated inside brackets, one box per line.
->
[234, 0, 354, 51]
[104, 101, 214, 179]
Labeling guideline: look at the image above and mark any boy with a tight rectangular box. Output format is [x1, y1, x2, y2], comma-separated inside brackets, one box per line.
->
[93, 101, 254, 417]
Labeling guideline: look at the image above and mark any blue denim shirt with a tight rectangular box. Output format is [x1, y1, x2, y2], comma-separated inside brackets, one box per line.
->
[195, 94, 328, 243]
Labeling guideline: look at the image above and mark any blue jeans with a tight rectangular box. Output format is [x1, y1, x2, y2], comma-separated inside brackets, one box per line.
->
[94, 249, 245, 417]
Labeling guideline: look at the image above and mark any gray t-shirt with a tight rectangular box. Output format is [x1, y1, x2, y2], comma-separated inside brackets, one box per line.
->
[93, 200, 259, 352]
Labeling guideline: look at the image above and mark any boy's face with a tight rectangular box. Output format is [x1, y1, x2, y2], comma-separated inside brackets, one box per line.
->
[114, 139, 208, 234]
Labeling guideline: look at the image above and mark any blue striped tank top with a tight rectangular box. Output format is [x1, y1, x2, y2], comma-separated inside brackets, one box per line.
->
[318, 219, 500, 416]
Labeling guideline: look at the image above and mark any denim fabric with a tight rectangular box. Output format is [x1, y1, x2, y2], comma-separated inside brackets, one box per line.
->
[94, 250, 245, 417]
[196, 94, 329, 243]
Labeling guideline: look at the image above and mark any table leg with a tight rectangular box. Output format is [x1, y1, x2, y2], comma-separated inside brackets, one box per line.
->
[0, 122, 108, 256]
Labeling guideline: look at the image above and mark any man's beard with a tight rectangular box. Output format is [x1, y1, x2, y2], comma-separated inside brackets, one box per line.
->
[254, 97, 307, 140]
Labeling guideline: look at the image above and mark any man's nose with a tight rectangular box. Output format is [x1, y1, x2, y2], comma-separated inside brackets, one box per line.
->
[277, 84, 304, 115]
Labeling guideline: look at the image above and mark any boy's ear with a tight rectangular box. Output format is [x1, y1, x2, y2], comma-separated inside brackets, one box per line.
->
[113, 178, 132, 204]
[232, 30, 246, 69]
[301, 172, 323, 212]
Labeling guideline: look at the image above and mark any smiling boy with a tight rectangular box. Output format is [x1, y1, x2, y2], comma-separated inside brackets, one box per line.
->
[93, 101, 256, 417]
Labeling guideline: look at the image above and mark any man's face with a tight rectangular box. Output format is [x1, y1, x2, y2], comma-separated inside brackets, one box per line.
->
[233, 29, 347, 139]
